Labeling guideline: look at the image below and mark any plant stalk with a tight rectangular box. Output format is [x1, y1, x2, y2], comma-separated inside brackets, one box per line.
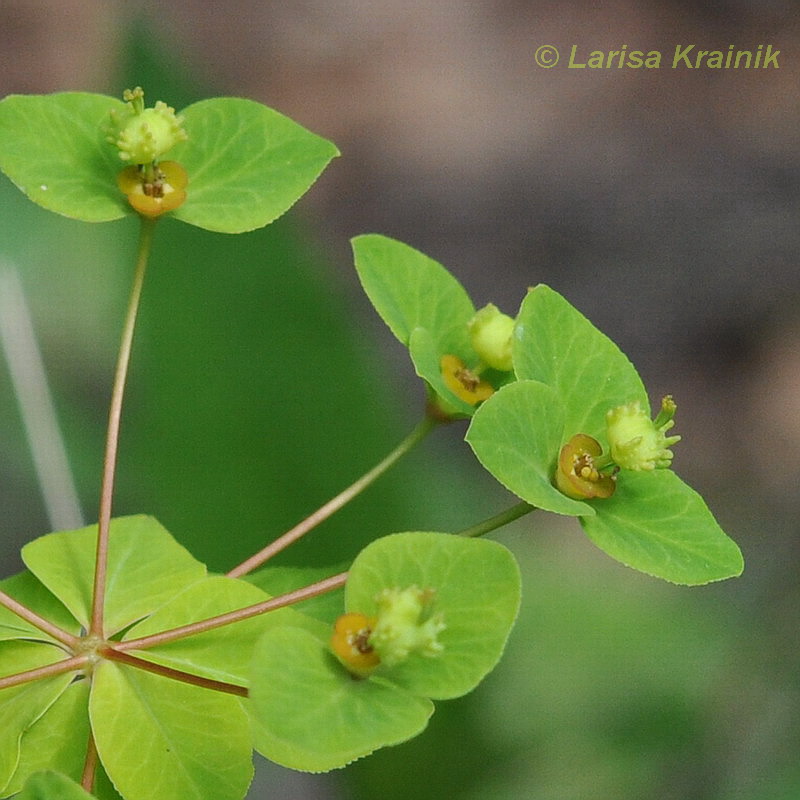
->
[0, 654, 88, 690]
[0, 589, 81, 649]
[89, 216, 157, 637]
[80, 731, 99, 793]
[101, 647, 248, 697]
[226, 416, 438, 578]
[457, 500, 535, 538]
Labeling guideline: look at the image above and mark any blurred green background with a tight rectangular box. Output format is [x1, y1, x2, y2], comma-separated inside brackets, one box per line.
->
[1, 4, 798, 799]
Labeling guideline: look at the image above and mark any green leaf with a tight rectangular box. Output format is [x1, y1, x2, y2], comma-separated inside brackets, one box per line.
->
[167, 98, 339, 233]
[580, 470, 744, 585]
[466, 380, 594, 517]
[249, 625, 433, 772]
[5, 681, 90, 797]
[16, 771, 95, 800]
[513, 285, 648, 438]
[0, 572, 80, 643]
[352, 234, 475, 348]
[0, 641, 75, 794]
[0, 93, 128, 222]
[21, 516, 207, 635]
[89, 660, 253, 800]
[345, 532, 521, 700]
[122, 575, 310, 685]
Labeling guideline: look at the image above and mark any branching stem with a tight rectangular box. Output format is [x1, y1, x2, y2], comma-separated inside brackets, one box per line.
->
[226, 416, 438, 578]
[116, 571, 348, 652]
[90, 217, 157, 637]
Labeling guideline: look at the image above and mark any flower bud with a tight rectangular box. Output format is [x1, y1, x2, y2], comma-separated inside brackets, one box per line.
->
[605, 396, 681, 471]
[554, 433, 616, 500]
[108, 87, 187, 165]
[468, 304, 515, 372]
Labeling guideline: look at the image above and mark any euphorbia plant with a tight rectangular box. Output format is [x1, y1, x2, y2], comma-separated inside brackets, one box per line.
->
[0, 86, 742, 800]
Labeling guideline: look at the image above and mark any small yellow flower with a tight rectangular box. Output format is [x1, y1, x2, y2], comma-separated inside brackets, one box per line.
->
[330, 612, 380, 677]
[554, 433, 617, 500]
[440, 354, 494, 405]
[116, 160, 188, 218]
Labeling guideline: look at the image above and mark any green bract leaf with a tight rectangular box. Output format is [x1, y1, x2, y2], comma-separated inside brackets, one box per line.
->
[166, 98, 339, 233]
[580, 470, 744, 585]
[466, 380, 594, 517]
[513, 285, 647, 438]
[0, 93, 128, 222]
[5, 682, 90, 797]
[346, 532, 521, 700]
[17, 770, 95, 800]
[249, 625, 433, 772]
[90, 660, 253, 800]
[0, 572, 79, 644]
[352, 234, 475, 347]
[21, 515, 206, 635]
[0, 641, 75, 794]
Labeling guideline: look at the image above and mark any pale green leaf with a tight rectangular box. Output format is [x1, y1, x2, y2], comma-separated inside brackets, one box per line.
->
[0, 93, 128, 222]
[581, 470, 744, 585]
[466, 380, 593, 516]
[249, 626, 433, 772]
[5, 681, 90, 796]
[352, 234, 475, 347]
[513, 285, 648, 438]
[16, 770, 95, 800]
[346, 532, 522, 700]
[21, 516, 207, 635]
[168, 98, 339, 233]
[90, 660, 253, 800]
[0, 641, 76, 795]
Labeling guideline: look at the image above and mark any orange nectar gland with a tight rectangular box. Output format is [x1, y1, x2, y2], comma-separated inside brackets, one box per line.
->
[440, 354, 494, 405]
[555, 433, 616, 500]
[330, 612, 381, 677]
[117, 161, 188, 218]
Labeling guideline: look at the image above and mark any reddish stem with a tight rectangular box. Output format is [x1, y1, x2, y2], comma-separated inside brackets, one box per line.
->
[0, 588, 80, 649]
[226, 416, 437, 578]
[90, 217, 157, 637]
[101, 646, 248, 697]
[0, 653, 88, 690]
[81, 731, 99, 794]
